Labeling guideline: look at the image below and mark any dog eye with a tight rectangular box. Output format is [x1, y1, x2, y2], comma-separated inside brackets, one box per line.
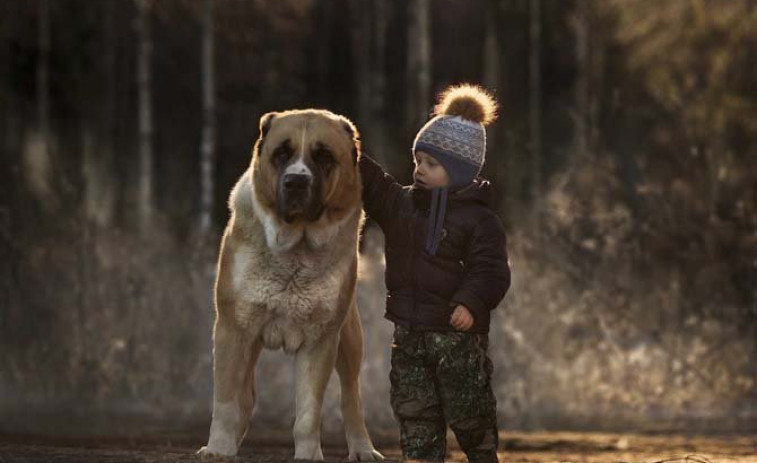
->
[272, 145, 292, 165]
[312, 148, 335, 170]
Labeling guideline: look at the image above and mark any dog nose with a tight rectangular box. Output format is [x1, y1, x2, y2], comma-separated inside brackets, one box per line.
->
[283, 173, 311, 190]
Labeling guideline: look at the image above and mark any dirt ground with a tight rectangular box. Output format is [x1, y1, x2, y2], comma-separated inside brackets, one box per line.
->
[1, 431, 755, 463]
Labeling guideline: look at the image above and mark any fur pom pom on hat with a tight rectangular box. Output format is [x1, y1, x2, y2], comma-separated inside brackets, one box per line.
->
[433, 84, 498, 125]
[413, 84, 498, 189]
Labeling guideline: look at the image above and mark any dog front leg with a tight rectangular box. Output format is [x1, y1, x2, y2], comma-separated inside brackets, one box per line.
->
[293, 336, 339, 460]
[198, 320, 262, 457]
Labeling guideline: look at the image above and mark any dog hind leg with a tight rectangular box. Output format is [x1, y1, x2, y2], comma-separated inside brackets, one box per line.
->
[335, 303, 385, 461]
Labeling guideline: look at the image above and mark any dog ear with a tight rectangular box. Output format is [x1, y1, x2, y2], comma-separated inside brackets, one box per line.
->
[341, 118, 361, 165]
[255, 112, 277, 156]
[260, 112, 277, 137]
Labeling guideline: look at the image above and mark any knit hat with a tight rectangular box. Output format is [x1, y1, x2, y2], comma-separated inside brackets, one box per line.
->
[413, 84, 498, 189]
[413, 84, 498, 255]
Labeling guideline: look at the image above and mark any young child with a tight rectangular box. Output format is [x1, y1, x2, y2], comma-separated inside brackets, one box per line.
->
[358, 84, 511, 463]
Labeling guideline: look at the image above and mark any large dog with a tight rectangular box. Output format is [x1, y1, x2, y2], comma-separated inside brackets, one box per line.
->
[197, 110, 383, 460]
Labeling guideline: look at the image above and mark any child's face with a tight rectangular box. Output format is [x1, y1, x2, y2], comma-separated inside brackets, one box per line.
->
[413, 150, 450, 189]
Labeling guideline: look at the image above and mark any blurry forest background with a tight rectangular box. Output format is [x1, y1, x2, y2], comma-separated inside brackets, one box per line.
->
[1, 0, 756, 439]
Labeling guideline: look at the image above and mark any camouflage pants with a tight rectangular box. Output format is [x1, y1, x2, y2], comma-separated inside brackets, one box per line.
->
[389, 324, 499, 463]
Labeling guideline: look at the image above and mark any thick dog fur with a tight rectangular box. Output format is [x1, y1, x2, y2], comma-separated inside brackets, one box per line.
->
[197, 110, 383, 460]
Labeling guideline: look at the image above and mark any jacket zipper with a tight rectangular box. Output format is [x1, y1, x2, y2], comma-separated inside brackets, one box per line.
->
[412, 245, 419, 325]
[411, 208, 426, 326]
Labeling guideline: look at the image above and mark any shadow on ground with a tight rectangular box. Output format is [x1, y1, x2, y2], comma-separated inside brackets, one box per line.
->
[1, 431, 756, 463]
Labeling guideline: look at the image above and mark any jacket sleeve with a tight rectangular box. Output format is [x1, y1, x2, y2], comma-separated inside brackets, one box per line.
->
[449, 211, 511, 318]
[358, 153, 404, 231]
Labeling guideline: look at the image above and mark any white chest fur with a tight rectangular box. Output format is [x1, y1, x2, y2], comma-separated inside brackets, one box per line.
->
[230, 244, 350, 353]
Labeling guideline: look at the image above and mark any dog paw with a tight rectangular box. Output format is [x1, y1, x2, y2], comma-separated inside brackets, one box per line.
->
[348, 448, 385, 461]
[294, 441, 324, 460]
[196, 444, 238, 458]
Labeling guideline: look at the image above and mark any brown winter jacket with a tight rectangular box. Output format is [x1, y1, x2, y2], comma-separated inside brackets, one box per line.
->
[359, 153, 511, 334]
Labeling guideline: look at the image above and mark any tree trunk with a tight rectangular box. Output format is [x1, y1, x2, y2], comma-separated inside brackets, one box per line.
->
[573, 0, 589, 158]
[24, 0, 55, 206]
[84, 0, 117, 227]
[350, 0, 371, 128]
[588, 4, 602, 155]
[406, 0, 432, 132]
[101, 0, 116, 225]
[483, 1, 500, 101]
[199, 0, 216, 235]
[483, 0, 500, 164]
[315, 0, 333, 101]
[37, 0, 50, 160]
[370, 0, 390, 165]
[529, 0, 542, 201]
[136, 0, 153, 232]
[417, 0, 431, 123]
[1, 0, 14, 334]
[2, 1, 16, 164]
[350, 0, 390, 165]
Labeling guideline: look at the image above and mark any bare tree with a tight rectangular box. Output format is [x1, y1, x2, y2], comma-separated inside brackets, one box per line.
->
[483, 1, 500, 103]
[136, 0, 153, 232]
[101, 0, 117, 225]
[529, 0, 542, 201]
[37, 0, 50, 160]
[314, 0, 333, 101]
[484, 0, 502, 160]
[24, 0, 55, 206]
[370, 0, 390, 165]
[573, 0, 589, 158]
[406, 0, 432, 130]
[199, 0, 216, 235]
[1, 0, 15, 326]
[351, 0, 371, 128]
[2, 1, 16, 159]
[349, 0, 390, 165]
[483, 0, 504, 212]
[84, 0, 117, 227]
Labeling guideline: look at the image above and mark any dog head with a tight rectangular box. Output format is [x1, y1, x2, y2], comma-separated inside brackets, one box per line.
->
[251, 109, 361, 225]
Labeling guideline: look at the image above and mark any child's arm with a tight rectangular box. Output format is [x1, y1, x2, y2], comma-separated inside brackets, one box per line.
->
[449, 211, 511, 321]
[358, 153, 404, 231]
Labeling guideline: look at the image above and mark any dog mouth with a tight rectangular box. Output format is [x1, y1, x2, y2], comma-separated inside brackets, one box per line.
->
[280, 199, 325, 223]
[278, 192, 309, 223]
[276, 176, 324, 223]
[282, 203, 305, 223]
